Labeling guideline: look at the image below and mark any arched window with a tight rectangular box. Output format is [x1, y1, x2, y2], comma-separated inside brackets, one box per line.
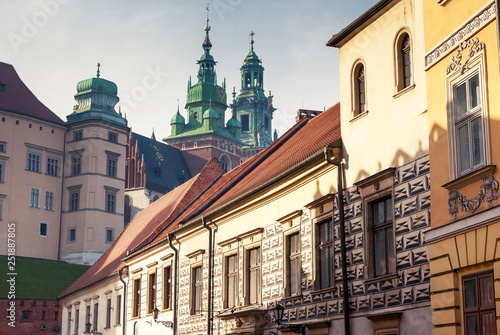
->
[219, 154, 231, 172]
[395, 31, 412, 91]
[352, 61, 366, 117]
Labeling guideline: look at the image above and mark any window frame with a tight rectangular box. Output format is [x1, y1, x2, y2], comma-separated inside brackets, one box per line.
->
[46, 156, 59, 177]
[69, 189, 80, 212]
[241, 114, 250, 132]
[369, 195, 396, 278]
[105, 227, 115, 244]
[93, 302, 98, 331]
[105, 190, 116, 213]
[462, 270, 496, 335]
[351, 60, 367, 118]
[27, 152, 41, 172]
[285, 232, 302, 297]
[162, 265, 172, 310]
[39, 221, 48, 237]
[446, 47, 490, 181]
[147, 270, 157, 315]
[107, 155, 117, 177]
[245, 246, 261, 305]
[73, 130, 83, 141]
[316, 219, 334, 290]
[132, 276, 141, 318]
[108, 132, 118, 143]
[29, 187, 40, 208]
[67, 227, 76, 243]
[105, 298, 112, 329]
[116, 294, 121, 325]
[70, 154, 82, 176]
[191, 265, 203, 315]
[224, 253, 238, 309]
[45, 191, 55, 211]
[394, 29, 414, 93]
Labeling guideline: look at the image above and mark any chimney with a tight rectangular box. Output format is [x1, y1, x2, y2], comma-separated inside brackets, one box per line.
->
[295, 109, 322, 123]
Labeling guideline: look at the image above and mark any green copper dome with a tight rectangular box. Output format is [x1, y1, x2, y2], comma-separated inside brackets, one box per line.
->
[171, 107, 185, 124]
[75, 77, 118, 97]
[203, 105, 218, 119]
[226, 116, 241, 128]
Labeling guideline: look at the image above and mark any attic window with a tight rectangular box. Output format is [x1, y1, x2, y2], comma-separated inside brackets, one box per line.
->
[0, 82, 6, 92]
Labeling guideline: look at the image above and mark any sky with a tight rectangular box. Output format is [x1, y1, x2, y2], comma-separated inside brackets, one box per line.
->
[2, 0, 377, 139]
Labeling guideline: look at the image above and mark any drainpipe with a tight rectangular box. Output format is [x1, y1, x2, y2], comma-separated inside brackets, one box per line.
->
[168, 233, 179, 335]
[57, 128, 70, 261]
[496, 0, 500, 70]
[202, 217, 213, 335]
[118, 266, 128, 335]
[324, 139, 350, 335]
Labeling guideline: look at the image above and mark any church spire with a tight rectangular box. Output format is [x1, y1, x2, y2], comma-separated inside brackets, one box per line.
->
[197, 3, 216, 84]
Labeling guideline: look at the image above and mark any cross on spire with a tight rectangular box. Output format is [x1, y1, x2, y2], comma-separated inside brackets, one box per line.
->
[205, 3, 211, 32]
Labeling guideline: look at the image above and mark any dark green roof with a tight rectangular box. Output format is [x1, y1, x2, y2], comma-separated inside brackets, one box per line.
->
[0, 256, 89, 298]
[75, 77, 118, 97]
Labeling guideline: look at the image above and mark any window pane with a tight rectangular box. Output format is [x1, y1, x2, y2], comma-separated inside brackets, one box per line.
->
[481, 312, 495, 335]
[386, 199, 392, 220]
[228, 276, 235, 307]
[471, 117, 484, 167]
[466, 315, 478, 335]
[464, 279, 477, 309]
[479, 275, 494, 307]
[387, 227, 395, 273]
[374, 230, 386, 276]
[373, 201, 385, 226]
[458, 124, 471, 172]
[469, 74, 481, 109]
[456, 82, 467, 118]
[290, 257, 300, 295]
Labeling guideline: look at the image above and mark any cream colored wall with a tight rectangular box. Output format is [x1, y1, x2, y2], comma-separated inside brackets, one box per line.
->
[60, 122, 128, 265]
[60, 275, 124, 335]
[0, 111, 66, 260]
[338, 0, 428, 187]
[124, 246, 176, 335]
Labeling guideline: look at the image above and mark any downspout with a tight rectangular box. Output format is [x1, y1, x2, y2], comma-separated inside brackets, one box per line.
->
[57, 128, 70, 261]
[168, 233, 179, 335]
[324, 139, 350, 335]
[202, 217, 213, 335]
[119, 267, 128, 335]
[496, 0, 500, 70]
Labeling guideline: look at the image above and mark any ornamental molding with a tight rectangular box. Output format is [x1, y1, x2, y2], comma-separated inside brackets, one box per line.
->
[448, 174, 499, 219]
[425, 1, 496, 68]
[446, 38, 485, 74]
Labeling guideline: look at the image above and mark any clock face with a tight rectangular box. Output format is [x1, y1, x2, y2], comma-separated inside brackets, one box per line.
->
[156, 151, 164, 161]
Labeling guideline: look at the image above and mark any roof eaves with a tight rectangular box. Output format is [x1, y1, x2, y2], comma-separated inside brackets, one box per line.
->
[326, 0, 394, 47]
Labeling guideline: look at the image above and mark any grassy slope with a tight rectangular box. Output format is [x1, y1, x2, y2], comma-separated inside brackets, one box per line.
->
[0, 256, 89, 298]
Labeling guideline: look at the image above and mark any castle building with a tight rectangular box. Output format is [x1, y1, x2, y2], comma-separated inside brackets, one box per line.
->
[164, 15, 245, 175]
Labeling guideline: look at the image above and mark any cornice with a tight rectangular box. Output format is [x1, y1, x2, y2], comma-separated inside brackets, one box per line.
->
[425, 1, 496, 69]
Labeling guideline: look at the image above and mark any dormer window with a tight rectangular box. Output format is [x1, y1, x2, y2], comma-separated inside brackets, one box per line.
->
[0, 82, 6, 92]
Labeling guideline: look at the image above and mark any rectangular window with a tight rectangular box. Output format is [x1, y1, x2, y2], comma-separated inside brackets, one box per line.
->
[71, 155, 81, 176]
[247, 247, 261, 304]
[30, 188, 40, 208]
[73, 130, 82, 141]
[106, 191, 116, 213]
[27, 152, 40, 172]
[463, 271, 496, 335]
[133, 277, 141, 318]
[68, 228, 76, 243]
[39, 221, 48, 237]
[107, 156, 117, 177]
[116, 295, 121, 325]
[226, 254, 238, 308]
[85, 305, 90, 326]
[46, 157, 59, 176]
[0, 198, 3, 220]
[0, 142, 5, 152]
[69, 190, 79, 211]
[108, 132, 117, 143]
[371, 197, 395, 277]
[74, 309, 79, 335]
[241, 114, 250, 132]
[67, 311, 71, 335]
[191, 266, 202, 315]
[105, 228, 115, 243]
[93, 303, 98, 331]
[147, 271, 156, 314]
[287, 233, 301, 296]
[0, 161, 4, 182]
[264, 116, 270, 133]
[317, 220, 334, 289]
[45, 191, 54, 211]
[454, 72, 485, 175]
[106, 298, 111, 328]
[163, 266, 172, 310]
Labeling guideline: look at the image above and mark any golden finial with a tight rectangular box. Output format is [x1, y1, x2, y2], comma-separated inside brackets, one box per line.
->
[97, 63, 101, 78]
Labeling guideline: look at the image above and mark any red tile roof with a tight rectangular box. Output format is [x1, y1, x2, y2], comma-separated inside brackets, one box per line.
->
[58, 158, 225, 298]
[0, 62, 65, 125]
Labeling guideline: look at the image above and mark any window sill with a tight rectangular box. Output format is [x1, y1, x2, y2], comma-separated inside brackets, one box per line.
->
[442, 165, 496, 191]
[282, 294, 303, 303]
[364, 273, 398, 286]
[349, 110, 369, 123]
[311, 286, 337, 295]
[393, 84, 415, 99]
[114, 324, 121, 327]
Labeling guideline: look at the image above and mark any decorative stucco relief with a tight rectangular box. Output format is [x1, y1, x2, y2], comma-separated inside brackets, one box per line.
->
[425, 2, 495, 67]
[446, 38, 485, 74]
[448, 174, 499, 218]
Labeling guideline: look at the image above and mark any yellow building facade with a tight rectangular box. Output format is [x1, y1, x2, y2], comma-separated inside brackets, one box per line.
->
[423, 1, 500, 334]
